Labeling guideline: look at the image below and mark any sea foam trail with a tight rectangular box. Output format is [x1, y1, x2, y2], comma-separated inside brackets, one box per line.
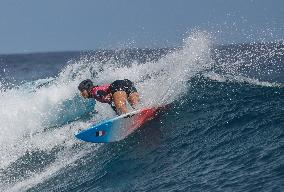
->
[204, 72, 284, 88]
[1, 31, 213, 191]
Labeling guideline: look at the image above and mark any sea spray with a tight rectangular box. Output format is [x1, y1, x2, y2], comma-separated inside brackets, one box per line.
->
[0, 31, 214, 191]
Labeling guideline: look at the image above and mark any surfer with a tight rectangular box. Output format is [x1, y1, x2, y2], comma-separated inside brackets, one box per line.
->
[78, 79, 140, 115]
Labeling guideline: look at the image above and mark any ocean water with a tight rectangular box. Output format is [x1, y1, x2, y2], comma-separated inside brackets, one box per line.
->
[0, 32, 283, 192]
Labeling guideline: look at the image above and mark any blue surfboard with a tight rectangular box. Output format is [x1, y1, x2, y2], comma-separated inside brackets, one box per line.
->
[75, 106, 167, 143]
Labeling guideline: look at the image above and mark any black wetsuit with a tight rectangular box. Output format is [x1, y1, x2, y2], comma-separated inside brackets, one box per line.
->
[110, 79, 137, 96]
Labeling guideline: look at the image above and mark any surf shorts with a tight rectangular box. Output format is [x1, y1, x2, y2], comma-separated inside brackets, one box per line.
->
[110, 79, 137, 96]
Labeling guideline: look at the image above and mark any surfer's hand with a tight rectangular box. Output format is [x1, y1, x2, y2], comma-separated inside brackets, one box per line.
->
[105, 93, 112, 102]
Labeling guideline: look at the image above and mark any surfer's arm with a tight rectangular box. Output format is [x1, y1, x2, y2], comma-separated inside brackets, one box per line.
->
[104, 93, 113, 103]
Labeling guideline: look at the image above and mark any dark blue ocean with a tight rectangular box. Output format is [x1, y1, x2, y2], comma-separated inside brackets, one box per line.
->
[0, 33, 283, 192]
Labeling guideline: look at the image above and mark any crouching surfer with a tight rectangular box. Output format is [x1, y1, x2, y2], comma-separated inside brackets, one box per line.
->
[78, 79, 140, 115]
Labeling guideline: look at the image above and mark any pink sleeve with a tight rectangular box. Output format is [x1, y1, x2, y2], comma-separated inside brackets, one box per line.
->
[101, 84, 111, 93]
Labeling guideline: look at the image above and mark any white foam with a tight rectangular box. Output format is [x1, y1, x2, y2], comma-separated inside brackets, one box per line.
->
[5, 134, 98, 192]
[204, 72, 283, 87]
[0, 79, 79, 169]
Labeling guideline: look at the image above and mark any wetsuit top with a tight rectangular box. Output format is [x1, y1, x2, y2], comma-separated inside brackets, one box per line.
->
[91, 84, 111, 103]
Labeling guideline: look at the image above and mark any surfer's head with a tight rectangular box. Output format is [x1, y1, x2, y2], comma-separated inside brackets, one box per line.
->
[78, 79, 93, 98]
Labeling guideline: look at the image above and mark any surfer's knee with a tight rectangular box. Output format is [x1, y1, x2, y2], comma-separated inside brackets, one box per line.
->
[110, 79, 140, 114]
[128, 92, 140, 108]
[113, 91, 128, 114]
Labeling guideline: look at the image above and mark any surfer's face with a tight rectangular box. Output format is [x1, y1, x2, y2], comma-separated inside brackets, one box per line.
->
[81, 90, 89, 99]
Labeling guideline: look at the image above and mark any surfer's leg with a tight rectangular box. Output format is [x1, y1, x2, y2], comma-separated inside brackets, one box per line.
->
[121, 79, 140, 109]
[112, 91, 128, 114]
[128, 92, 140, 109]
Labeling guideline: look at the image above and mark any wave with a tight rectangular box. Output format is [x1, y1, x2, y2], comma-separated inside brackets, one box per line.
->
[1, 31, 283, 191]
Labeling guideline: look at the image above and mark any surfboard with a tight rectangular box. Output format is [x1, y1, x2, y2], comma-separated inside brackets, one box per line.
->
[75, 105, 168, 143]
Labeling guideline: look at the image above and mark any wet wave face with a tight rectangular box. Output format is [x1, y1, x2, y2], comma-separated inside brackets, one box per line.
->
[0, 31, 283, 191]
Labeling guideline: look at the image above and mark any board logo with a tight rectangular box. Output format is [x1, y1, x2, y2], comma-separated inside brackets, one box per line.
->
[124, 114, 135, 118]
[96, 130, 106, 137]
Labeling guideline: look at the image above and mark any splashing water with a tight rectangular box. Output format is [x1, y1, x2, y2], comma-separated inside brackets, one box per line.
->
[0, 31, 214, 191]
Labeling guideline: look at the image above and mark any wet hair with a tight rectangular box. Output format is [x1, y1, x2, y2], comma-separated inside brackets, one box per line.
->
[78, 79, 93, 92]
